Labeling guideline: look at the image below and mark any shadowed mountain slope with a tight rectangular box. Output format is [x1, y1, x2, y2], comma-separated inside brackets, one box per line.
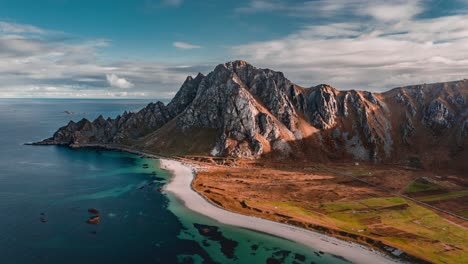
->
[36, 60, 467, 172]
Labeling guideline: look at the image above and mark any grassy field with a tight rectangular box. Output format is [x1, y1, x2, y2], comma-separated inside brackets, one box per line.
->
[416, 190, 468, 202]
[191, 159, 468, 264]
[251, 197, 468, 264]
[404, 181, 442, 193]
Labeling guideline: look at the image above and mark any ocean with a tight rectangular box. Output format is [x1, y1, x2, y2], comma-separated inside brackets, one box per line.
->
[0, 99, 348, 264]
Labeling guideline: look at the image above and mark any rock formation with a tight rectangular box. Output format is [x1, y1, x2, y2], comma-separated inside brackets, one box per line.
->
[36, 61, 467, 171]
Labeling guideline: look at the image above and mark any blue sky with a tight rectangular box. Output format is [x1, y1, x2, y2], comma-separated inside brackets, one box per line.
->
[0, 0, 467, 98]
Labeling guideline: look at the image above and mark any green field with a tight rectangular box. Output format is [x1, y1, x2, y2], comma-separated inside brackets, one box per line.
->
[404, 180, 442, 193]
[253, 196, 468, 263]
[417, 189, 468, 202]
[323, 197, 468, 263]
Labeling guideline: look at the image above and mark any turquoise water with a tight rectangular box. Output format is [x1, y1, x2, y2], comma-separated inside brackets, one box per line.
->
[0, 99, 349, 263]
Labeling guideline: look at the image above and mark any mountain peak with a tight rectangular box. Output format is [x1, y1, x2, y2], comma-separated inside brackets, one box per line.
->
[184, 72, 204, 83]
[36, 62, 467, 172]
[215, 60, 255, 73]
[226, 60, 251, 67]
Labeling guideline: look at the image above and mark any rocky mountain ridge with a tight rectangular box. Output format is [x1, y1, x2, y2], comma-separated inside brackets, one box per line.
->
[36, 60, 467, 171]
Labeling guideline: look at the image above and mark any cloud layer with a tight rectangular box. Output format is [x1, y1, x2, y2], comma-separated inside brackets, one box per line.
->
[0, 21, 47, 34]
[236, 0, 424, 22]
[0, 1, 467, 97]
[232, 0, 468, 90]
[0, 22, 206, 98]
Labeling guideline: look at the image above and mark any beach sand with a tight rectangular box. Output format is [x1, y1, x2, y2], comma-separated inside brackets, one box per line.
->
[161, 158, 400, 264]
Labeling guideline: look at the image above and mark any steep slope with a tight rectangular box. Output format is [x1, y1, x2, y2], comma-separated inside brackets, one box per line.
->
[36, 60, 467, 171]
[36, 73, 204, 146]
[38, 101, 172, 146]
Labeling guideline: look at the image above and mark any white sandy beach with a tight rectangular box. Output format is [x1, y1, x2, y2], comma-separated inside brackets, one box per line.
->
[161, 159, 400, 264]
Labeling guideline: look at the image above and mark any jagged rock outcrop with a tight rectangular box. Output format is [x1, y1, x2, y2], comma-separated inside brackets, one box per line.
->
[36, 61, 467, 171]
[305, 85, 339, 129]
[175, 61, 294, 157]
[422, 99, 455, 131]
[401, 115, 415, 145]
[38, 101, 171, 145]
[167, 73, 204, 117]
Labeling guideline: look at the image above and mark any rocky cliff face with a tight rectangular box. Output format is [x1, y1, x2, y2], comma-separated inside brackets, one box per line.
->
[40, 100, 172, 146]
[36, 60, 467, 171]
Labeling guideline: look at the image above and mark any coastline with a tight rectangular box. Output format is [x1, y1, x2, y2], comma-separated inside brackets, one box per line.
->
[32, 143, 407, 263]
[160, 158, 400, 264]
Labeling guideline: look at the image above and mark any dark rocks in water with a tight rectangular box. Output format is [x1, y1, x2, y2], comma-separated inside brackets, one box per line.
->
[157, 188, 163, 192]
[193, 223, 239, 259]
[39, 212, 47, 223]
[294, 253, 306, 262]
[202, 240, 210, 247]
[269, 250, 291, 263]
[313, 252, 321, 257]
[251, 244, 259, 251]
[318, 251, 324, 255]
[90, 230, 97, 235]
[63, 110, 74, 115]
[136, 178, 165, 189]
[266, 258, 281, 264]
[88, 208, 100, 215]
[152, 177, 165, 181]
[87, 215, 100, 224]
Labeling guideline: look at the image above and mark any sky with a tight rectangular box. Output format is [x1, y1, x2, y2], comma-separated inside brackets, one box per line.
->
[0, 0, 467, 98]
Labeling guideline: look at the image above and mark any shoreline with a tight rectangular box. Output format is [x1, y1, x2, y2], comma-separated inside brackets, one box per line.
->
[32, 143, 405, 263]
[160, 158, 400, 264]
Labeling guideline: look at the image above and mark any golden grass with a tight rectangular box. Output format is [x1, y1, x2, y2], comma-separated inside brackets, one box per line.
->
[252, 197, 468, 263]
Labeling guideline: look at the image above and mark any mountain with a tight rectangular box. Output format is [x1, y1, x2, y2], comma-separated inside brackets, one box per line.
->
[36, 60, 467, 171]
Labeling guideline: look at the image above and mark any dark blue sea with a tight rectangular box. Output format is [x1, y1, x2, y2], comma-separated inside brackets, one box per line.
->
[0, 99, 348, 264]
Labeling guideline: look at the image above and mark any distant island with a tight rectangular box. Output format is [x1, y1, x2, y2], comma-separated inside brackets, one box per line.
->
[35, 60, 468, 263]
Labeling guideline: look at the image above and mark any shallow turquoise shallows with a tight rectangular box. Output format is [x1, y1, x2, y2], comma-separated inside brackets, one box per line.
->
[0, 99, 349, 264]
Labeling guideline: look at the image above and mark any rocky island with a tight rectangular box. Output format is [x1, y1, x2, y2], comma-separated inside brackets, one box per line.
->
[36, 60, 468, 263]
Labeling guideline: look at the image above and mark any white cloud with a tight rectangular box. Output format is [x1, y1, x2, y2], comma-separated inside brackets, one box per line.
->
[0, 21, 207, 98]
[360, 0, 423, 22]
[106, 74, 134, 89]
[173, 41, 202, 49]
[2, 1, 467, 98]
[236, 0, 423, 21]
[231, 14, 468, 91]
[0, 21, 47, 34]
